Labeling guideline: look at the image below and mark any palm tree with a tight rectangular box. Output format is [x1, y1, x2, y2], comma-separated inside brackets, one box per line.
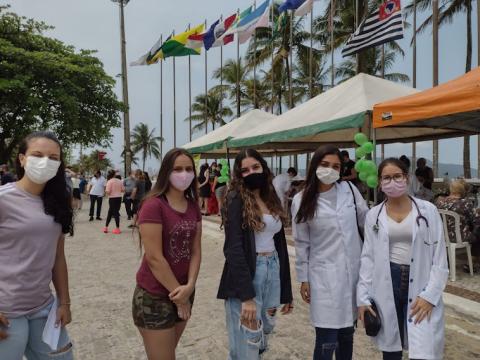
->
[130, 123, 162, 171]
[212, 58, 250, 117]
[334, 47, 410, 82]
[405, 0, 473, 177]
[293, 45, 330, 99]
[188, 89, 233, 133]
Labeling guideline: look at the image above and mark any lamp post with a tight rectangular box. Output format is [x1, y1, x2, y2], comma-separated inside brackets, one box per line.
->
[112, 0, 132, 175]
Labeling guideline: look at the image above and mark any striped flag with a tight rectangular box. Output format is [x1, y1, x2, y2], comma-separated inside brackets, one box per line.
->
[341, 0, 403, 58]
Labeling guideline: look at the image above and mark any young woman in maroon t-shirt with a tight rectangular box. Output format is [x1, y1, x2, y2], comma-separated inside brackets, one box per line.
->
[132, 148, 202, 360]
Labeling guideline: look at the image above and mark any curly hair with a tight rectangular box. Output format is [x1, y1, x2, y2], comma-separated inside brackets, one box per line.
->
[225, 149, 286, 231]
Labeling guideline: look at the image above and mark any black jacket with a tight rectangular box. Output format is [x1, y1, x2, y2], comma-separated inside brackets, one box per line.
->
[217, 192, 293, 304]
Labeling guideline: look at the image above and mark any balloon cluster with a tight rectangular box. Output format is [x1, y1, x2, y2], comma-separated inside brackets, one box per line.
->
[353, 133, 378, 189]
[217, 159, 230, 184]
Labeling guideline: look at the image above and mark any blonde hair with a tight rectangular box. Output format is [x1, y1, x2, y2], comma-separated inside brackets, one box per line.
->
[450, 179, 469, 198]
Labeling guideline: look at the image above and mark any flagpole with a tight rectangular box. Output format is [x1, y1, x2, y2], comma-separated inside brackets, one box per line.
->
[173, 30, 177, 148]
[330, 0, 335, 87]
[381, 44, 385, 78]
[253, 0, 257, 109]
[271, 3, 275, 114]
[188, 25, 192, 141]
[355, 0, 360, 74]
[236, 8, 241, 118]
[205, 19, 209, 132]
[412, 0, 417, 173]
[432, 0, 439, 177]
[220, 15, 224, 124]
[309, 0, 314, 98]
[289, 10, 293, 109]
[160, 34, 164, 161]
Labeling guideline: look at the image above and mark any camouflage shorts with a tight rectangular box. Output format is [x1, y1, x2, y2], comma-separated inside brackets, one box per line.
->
[132, 286, 195, 330]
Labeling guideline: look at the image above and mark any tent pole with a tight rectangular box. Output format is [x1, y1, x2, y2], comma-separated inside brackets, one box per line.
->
[372, 124, 378, 205]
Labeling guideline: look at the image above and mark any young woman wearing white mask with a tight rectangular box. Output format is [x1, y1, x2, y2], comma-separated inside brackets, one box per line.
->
[292, 145, 368, 360]
[132, 148, 202, 360]
[357, 158, 448, 360]
[0, 131, 74, 359]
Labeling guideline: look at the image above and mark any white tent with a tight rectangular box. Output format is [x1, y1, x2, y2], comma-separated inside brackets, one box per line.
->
[228, 74, 458, 151]
[182, 109, 277, 157]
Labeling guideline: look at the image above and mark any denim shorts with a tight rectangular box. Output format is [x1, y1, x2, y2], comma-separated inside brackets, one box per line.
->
[0, 300, 73, 360]
[132, 286, 195, 330]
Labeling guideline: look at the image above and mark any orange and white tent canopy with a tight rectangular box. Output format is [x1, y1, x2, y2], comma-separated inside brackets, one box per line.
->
[373, 67, 480, 134]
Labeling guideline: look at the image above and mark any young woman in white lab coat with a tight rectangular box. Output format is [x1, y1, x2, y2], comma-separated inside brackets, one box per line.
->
[357, 158, 449, 360]
[292, 145, 368, 360]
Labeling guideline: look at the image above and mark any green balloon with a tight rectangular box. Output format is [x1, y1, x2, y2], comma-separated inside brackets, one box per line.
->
[221, 168, 229, 176]
[355, 147, 366, 159]
[361, 141, 374, 154]
[367, 175, 379, 188]
[354, 159, 366, 172]
[354, 133, 368, 146]
[219, 159, 228, 166]
[359, 171, 369, 182]
[363, 160, 377, 175]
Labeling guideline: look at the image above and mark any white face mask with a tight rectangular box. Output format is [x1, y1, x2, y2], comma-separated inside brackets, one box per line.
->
[316, 166, 340, 185]
[24, 156, 61, 184]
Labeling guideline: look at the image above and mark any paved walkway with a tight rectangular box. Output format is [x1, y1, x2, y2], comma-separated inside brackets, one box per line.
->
[65, 205, 480, 359]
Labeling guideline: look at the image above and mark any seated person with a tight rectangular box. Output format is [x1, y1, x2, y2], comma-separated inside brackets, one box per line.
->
[436, 179, 480, 272]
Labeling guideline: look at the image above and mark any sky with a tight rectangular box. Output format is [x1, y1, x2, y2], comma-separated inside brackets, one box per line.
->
[3, 0, 478, 174]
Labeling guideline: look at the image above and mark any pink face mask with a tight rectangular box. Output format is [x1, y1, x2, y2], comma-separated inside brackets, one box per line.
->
[381, 179, 407, 198]
[170, 171, 195, 191]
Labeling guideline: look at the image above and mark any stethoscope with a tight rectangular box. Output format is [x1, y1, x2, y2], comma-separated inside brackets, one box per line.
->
[373, 195, 429, 233]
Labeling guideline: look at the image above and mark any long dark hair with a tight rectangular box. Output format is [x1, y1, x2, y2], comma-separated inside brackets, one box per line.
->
[295, 145, 343, 223]
[142, 148, 198, 205]
[15, 131, 74, 235]
[225, 149, 285, 231]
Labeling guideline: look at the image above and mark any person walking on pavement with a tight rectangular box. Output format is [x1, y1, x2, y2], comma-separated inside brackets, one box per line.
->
[123, 171, 136, 220]
[129, 169, 146, 228]
[217, 149, 293, 360]
[103, 170, 125, 235]
[0, 131, 74, 359]
[88, 170, 106, 221]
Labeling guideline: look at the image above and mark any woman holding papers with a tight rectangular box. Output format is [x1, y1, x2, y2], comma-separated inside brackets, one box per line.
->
[0, 131, 74, 359]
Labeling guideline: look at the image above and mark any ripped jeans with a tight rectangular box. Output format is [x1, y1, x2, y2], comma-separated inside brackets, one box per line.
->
[225, 251, 281, 360]
[0, 300, 73, 360]
[313, 326, 354, 360]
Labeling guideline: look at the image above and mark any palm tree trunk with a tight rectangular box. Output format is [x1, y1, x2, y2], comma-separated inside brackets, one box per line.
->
[143, 147, 147, 172]
[464, 1, 472, 178]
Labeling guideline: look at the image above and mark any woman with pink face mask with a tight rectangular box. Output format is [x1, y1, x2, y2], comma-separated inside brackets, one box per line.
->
[357, 158, 448, 360]
[131, 148, 202, 360]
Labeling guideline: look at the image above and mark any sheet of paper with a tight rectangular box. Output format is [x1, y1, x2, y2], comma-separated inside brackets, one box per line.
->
[42, 297, 61, 351]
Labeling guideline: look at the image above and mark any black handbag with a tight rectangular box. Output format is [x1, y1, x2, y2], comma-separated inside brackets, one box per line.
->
[364, 299, 381, 337]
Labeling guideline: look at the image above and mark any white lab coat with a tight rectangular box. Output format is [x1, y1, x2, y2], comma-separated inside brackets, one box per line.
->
[357, 198, 449, 359]
[292, 182, 368, 328]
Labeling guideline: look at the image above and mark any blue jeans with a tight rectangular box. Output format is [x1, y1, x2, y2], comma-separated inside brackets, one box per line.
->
[0, 301, 73, 360]
[313, 326, 354, 360]
[383, 262, 410, 360]
[225, 251, 281, 360]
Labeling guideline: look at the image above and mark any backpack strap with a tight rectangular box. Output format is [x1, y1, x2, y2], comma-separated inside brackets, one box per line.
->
[346, 181, 364, 242]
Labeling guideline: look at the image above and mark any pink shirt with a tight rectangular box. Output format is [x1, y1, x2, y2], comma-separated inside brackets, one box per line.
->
[136, 196, 201, 295]
[106, 178, 124, 198]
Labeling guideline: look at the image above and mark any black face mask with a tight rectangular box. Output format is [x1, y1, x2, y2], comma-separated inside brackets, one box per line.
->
[243, 172, 268, 190]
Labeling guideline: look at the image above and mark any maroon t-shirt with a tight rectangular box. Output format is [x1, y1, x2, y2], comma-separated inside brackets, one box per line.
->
[136, 196, 201, 296]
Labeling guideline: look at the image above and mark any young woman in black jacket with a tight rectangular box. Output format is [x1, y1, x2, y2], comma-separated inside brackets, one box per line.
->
[217, 149, 293, 360]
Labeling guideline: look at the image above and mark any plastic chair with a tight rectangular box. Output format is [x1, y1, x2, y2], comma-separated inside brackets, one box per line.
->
[438, 209, 474, 281]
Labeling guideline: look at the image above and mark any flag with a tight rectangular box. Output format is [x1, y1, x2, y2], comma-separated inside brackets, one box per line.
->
[161, 24, 205, 58]
[294, 0, 318, 17]
[221, 6, 253, 39]
[130, 35, 167, 66]
[186, 14, 237, 50]
[279, 0, 306, 13]
[236, 0, 271, 44]
[341, 0, 403, 58]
